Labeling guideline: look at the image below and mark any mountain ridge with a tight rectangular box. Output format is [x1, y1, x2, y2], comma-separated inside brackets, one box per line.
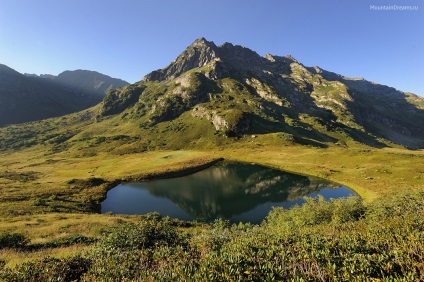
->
[100, 38, 424, 149]
[0, 65, 129, 126]
[25, 69, 129, 97]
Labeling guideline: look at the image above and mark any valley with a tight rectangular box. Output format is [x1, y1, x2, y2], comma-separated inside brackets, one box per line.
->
[0, 38, 423, 280]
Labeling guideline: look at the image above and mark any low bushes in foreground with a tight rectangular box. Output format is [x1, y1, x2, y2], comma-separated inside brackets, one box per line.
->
[0, 233, 28, 249]
[0, 256, 91, 282]
[1, 189, 423, 281]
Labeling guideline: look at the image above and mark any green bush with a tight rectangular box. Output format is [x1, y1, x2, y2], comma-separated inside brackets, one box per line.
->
[276, 132, 295, 142]
[0, 233, 28, 249]
[265, 196, 365, 230]
[67, 177, 105, 188]
[43, 234, 96, 248]
[84, 216, 190, 280]
[366, 189, 424, 219]
[0, 256, 91, 282]
[32, 198, 46, 206]
[98, 216, 185, 251]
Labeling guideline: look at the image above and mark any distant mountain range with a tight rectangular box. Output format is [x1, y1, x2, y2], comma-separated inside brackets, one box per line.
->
[0, 65, 128, 126]
[25, 70, 129, 97]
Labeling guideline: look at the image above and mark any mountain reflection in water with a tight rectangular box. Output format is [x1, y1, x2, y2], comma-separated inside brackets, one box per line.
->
[101, 162, 357, 223]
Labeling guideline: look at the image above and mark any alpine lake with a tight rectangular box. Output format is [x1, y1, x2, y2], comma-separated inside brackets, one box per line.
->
[101, 162, 357, 224]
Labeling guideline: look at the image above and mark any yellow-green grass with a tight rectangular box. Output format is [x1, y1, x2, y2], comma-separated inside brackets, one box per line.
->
[0, 149, 217, 216]
[0, 213, 136, 240]
[0, 244, 92, 268]
[1, 141, 423, 213]
[1, 137, 423, 266]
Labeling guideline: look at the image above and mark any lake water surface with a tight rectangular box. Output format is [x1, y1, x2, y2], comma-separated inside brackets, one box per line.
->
[101, 162, 357, 223]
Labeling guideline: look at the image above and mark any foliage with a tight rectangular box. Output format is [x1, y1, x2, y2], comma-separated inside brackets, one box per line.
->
[266, 195, 366, 229]
[66, 177, 105, 188]
[97, 214, 186, 252]
[276, 132, 295, 142]
[0, 233, 28, 249]
[32, 198, 46, 207]
[42, 234, 96, 248]
[100, 83, 145, 116]
[0, 256, 91, 282]
[366, 188, 424, 219]
[1, 190, 423, 281]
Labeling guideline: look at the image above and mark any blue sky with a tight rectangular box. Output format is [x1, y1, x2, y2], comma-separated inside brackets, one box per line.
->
[0, 0, 423, 96]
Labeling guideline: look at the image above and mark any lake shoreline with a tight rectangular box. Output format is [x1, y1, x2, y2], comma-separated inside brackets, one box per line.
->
[100, 161, 357, 223]
[95, 157, 224, 213]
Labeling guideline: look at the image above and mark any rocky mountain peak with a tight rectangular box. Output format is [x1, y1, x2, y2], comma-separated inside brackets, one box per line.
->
[217, 42, 263, 69]
[143, 38, 219, 82]
[191, 37, 217, 48]
[143, 38, 268, 82]
[264, 54, 298, 65]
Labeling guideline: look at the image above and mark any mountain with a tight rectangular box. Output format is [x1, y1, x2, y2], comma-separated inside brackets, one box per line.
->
[99, 38, 424, 149]
[0, 65, 129, 126]
[53, 70, 129, 97]
[25, 70, 129, 97]
[1, 38, 423, 153]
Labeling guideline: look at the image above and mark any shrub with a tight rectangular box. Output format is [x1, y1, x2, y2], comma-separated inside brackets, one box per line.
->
[331, 196, 365, 223]
[32, 198, 46, 206]
[67, 177, 105, 188]
[0, 256, 91, 282]
[0, 232, 28, 249]
[265, 196, 365, 230]
[98, 216, 185, 252]
[43, 234, 96, 248]
[276, 132, 295, 142]
[367, 189, 424, 219]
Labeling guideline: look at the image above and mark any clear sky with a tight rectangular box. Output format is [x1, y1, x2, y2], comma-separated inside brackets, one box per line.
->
[0, 0, 423, 96]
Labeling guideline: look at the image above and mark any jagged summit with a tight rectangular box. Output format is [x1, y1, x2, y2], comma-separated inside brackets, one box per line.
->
[143, 38, 219, 81]
[144, 38, 270, 82]
[192, 37, 217, 48]
[143, 38, 304, 84]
